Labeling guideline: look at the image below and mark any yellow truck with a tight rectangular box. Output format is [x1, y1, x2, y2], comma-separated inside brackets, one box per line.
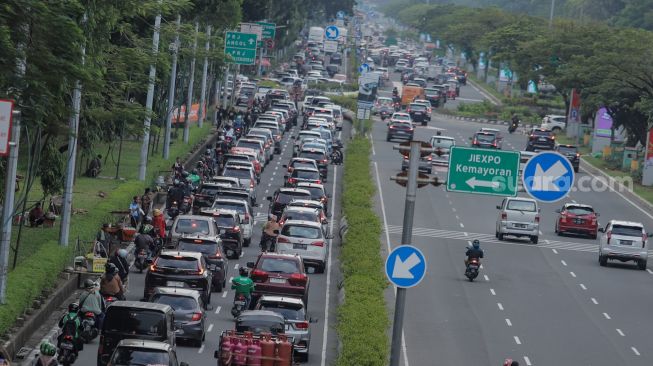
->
[401, 85, 425, 107]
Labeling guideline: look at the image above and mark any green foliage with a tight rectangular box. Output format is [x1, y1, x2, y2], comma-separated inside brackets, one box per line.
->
[329, 95, 357, 112]
[337, 137, 389, 366]
[37, 142, 65, 197]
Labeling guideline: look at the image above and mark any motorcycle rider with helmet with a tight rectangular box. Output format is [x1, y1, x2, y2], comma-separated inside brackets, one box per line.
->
[100, 263, 126, 300]
[79, 279, 105, 330]
[465, 239, 484, 267]
[36, 341, 59, 366]
[57, 303, 83, 356]
[109, 248, 129, 284]
[134, 228, 155, 261]
[231, 267, 255, 310]
[260, 215, 280, 251]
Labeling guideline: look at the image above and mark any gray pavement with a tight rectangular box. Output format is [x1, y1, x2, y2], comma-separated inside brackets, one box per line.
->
[372, 78, 653, 365]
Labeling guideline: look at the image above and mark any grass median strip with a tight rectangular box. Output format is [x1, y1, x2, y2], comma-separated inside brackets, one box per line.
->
[337, 137, 389, 366]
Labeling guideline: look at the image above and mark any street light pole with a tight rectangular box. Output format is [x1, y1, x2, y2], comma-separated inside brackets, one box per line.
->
[0, 110, 20, 304]
[163, 14, 181, 160]
[549, 0, 556, 28]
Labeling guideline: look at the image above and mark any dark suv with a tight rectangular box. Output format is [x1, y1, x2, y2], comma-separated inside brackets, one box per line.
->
[144, 251, 212, 305]
[527, 128, 555, 151]
[407, 103, 429, 125]
[177, 236, 228, 291]
[198, 209, 243, 258]
[246, 252, 310, 306]
[471, 132, 502, 149]
[424, 88, 441, 108]
[267, 188, 312, 219]
[298, 149, 328, 179]
[555, 144, 580, 172]
[386, 121, 414, 141]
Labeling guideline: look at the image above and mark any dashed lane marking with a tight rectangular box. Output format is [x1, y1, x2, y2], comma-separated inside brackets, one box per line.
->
[603, 312, 611, 320]
[215, 306, 221, 314]
[591, 298, 598, 305]
[514, 336, 521, 345]
[580, 284, 587, 290]
[497, 303, 504, 311]
[198, 345, 205, 354]
[570, 271, 577, 278]
[207, 324, 214, 332]
[632, 347, 640, 356]
[617, 329, 625, 336]
[561, 260, 567, 266]
[490, 289, 496, 296]
[523, 356, 532, 365]
[505, 318, 512, 327]
[222, 291, 228, 298]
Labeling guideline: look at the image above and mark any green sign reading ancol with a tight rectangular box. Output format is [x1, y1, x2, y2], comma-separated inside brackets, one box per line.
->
[225, 31, 258, 65]
[257, 22, 276, 39]
[446, 146, 520, 197]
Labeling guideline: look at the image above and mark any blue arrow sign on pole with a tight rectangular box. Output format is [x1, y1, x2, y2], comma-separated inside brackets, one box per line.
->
[359, 63, 370, 73]
[385, 245, 427, 288]
[325, 25, 340, 41]
[522, 151, 575, 202]
[337, 11, 345, 19]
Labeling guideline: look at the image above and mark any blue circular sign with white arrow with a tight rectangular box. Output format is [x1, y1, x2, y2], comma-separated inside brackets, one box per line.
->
[337, 11, 345, 19]
[325, 25, 340, 41]
[522, 151, 575, 202]
[359, 63, 370, 73]
[385, 245, 427, 288]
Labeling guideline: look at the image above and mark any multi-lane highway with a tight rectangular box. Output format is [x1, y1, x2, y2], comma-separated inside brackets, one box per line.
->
[373, 73, 653, 365]
[70, 122, 346, 366]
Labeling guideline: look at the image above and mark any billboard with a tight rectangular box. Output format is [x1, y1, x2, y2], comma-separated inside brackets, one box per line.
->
[172, 103, 205, 124]
[357, 72, 380, 109]
[594, 107, 613, 138]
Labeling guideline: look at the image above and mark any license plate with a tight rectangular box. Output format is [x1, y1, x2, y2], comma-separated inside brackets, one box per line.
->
[619, 240, 633, 246]
[514, 224, 526, 228]
[270, 278, 286, 284]
[574, 219, 584, 224]
[61, 342, 74, 350]
[219, 229, 226, 234]
[234, 301, 245, 306]
[167, 281, 185, 287]
[293, 243, 308, 250]
[538, 137, 547, 141]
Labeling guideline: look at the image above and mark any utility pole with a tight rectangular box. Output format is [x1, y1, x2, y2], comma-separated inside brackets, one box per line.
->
[163, 14, 181, 160]
[60, 13, 87, 247]
[222, 64, 230, 108]
[549, 0, 556, 28]
[198, 25, 211, 128]
[139, 9, 162, 181]
[0, 110, 21, 303]
[183, 22, 199, 144]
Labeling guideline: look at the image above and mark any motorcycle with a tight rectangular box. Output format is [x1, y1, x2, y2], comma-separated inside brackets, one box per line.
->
[260, 233, 276, 252]
[80, 311, 98, 343]
[380, 110, 391, 120]
[102, 293, 120, 305]
[508, 120, 519, 134]
[58, 334, 77, 366]
[134, 248, 148, 273]
[465, 258, 481, 282]
[235, 126, 243, 139]
[330, 149, 343, 165]
[231, 293, 248, 318]
[166, 201, 180, 221]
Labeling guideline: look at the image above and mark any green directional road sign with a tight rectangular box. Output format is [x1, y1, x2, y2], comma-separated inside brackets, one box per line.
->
[257, 22, 276, 39]
[446, 146, 520, 197]
[225, 31, 258, 65]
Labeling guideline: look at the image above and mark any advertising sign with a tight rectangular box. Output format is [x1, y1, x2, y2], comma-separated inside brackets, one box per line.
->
[357, 72, 379, 109]
[646, 129, 653, 168]
[0, 99, 14, 156]
[594, 107, 613, 138]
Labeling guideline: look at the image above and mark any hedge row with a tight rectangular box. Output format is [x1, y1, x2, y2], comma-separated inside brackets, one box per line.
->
[337, 137, 389, 366]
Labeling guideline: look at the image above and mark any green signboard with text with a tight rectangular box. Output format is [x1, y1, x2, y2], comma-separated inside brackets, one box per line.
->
[257, 22, 276, 39]
[225, 31, 258, 65]
[446, 146, 520, 197]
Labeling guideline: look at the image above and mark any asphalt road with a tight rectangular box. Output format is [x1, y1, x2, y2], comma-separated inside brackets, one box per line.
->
[73, 119, 347, 366]
[372, 78, 653, 365]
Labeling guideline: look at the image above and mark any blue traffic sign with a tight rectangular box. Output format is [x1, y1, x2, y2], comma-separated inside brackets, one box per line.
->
[325, 25, 340, 41]
[385, 245, 427, 288]
[522, 151, 575, 202]
[359, 63, 370, 73]
[337, 11, 345, 19]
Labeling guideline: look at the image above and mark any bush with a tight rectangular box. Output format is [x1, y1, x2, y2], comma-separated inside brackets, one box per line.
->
[337, 137, 389, 366]
[330, 95, 358, 111]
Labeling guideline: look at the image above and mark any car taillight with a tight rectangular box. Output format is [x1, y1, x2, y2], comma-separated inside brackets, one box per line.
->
[191, 312, 202, 321]
[315, 179, 321, 184]
[244, 214, 250, 224]
[277, 236, 290, 243]
[289, 273, 308, 285]
[606, 231, 612, 244]
[64, 335, 73, 341]
[320, 159, 328, 164]
[389, 125, 395, 129]
[643, 234, 647, 247]
[149, 264, 159, 272]
[591, 217, 597, 225]
[250, 180, 255, 188]
[85, 312, 95, 317]
[492, 141, 497, 147]
[576, 153, 580, 158]
[320, 197, 326, 202]
[312, 241, 325, 247]
[288, 178, 297, 184]
[209, 252, 222, 259]
[427, 156, 432, 161]
[560, 213, 567, 223]
[252, 269, 268, 280]
[552, 135, 556, 140]
[296, 321, 309, 329]
[472, 139, 478, 145]
[232, 226, 240, 232]
[501, 213, 507, 220]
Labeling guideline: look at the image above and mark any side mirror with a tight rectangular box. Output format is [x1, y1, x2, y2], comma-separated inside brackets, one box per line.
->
[496, 205, 501, 209]
[598, 228, 605, 233]
[555, 209, 561, 213]
[247, 261, 255, 268]
[309, 317, 319, 323]
[266, 196, 273, 201]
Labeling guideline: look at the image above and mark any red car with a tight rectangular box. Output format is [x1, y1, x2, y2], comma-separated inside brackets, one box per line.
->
[555, 203, 599, 238]
[247, 253, 310, 306]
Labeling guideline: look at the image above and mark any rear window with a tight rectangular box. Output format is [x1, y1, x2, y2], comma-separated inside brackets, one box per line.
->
[301, 186, 324, 199]
[259, 303, 305, 320]
[281, 225, 321, 239]
[104, 308, 167, 335]
[259, 257, 300, 273]
[300, 151, 326, 161]
[175, 219, 210, 235]
[431, 138, 454, 148]
[282, 211, 318, 222]
[410, 104, 426, 111]
[475, 133, 495, 142]
[110, 348, 169, 365]
[292, 170, 320, 179]
[237, 141, 262, 151]
[178, 241, 220, 256]
[155, 256, 200, 270]
[557, 146, 578, 155]
[214, 215, 237, 227]
[277, 192, 311, 204]
[565, 206, 594, 215]
[532, 130, 552, 137]
[292, 161, 316, 170]
[212, 202, 246, 214]
[152, 294, 199, 311]
[611, 224, 643, 237]
[506, 200, 537, 212]
[223, 168, 251, 179]
[198, 186, 222, 197]
[393, 114, 410, 121]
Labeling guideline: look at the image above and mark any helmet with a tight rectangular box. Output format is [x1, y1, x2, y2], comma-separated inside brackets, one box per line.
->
[191, 169, 198, 175]
[472, 240, 480, 249]
[106, 263, 118, 275]
[239, 267, 247, 276]
[173, 179, 181, 187]
[118, 249, 128, 258]
[153, 209, 162, 217]
[84, 279, 96, 289]
[68, 302, 80, 313]
[143, 216, 152, 224]
[181, 171, 189, 178]
[40, 341, 57, 356]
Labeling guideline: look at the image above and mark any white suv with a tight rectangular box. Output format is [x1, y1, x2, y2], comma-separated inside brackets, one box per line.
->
[540, 115, 567, 133]
[276, 220, 332, 273]
[598, 220, 652, 270]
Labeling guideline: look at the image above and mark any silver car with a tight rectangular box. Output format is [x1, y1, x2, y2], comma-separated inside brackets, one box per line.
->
[598, 220, 652, 269]
[254, 296, 317, 362]
[430, 135, 455, 166]
[495, 197, 540, 244]
[276, 220, 332, 273]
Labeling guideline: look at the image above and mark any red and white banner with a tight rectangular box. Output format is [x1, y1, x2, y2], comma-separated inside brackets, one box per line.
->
[172, 103, 205, 124]
[0, 100, 14, 156]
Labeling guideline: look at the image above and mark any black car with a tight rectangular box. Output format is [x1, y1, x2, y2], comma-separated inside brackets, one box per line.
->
[298, 149, 328, 179]
[325, 64, 339, 77]
[267, 188, 313, 219]
[527, 128, 556, 151]
[330, 53, 342, 65]
[471, 132, 502, 149]
[144, 251, 213, 305]
[407, 103, 429, 125]
[386, 121, 414, 141]
[177, 236, 228, 292]
[555, 144, 580, 172]
[424, 88, 441, 108]
[192, 183, 225, 214]
[198, 209, 243, 258]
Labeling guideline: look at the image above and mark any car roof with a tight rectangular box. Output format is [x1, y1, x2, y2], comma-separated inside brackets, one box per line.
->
[279, 188, 312, 194]
[282, 219, 322, 228]
[152, 287, 202, 298]
[296, 182, 325, 190]
[259, 295, 305, 306]
[116, 339, 173, 351]
[159, 250, 204, 260]
[108, 301, 172, 312]
[563, 203, 593, 209]
[608, 220, 644, 227]
[283, 206, 319, 214]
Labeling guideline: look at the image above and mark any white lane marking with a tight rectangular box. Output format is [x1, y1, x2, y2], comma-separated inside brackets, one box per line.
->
[267, 183, 271, 187]
[198, 345, 205, 354]
[484, 275, 489, 281]
[580, 284, 587, 290]
[497, 303, 504, 311]
[514, 336, 521, 345]
[603, 312, 611, 320]
[215, 305, 221, 314]
[570, 271, 576, 278]
[240, 251, 244, 258]
[448, 200, 453, 205]
[275, 166, 278, 170]
[552, 249, 558, 254]
[523, 356, 532, 365]
[463, 232, 468, 237]
[571, 199, 577, 203]
[632, 347, 640, 356]
[616, 328, 625, 336]
[272, 171, 276, 176]
[490, 288, 496, 296]
[561, 260, 567, 266]
[234, 264, 239, 270]
[505, 318, 512, 327]
[460, 223, 464, 228]
[539, 230, 543, 235]
[320, 162, 339, 366]
[647, 269, 653, 275]
[265, 189, 269, 194]
[544, 239, 550, 244]
[591, 298, 598, 305]
[452, 207, 456, 212]
[222, 291, 228, 298]
[207, 324, 214, 333]
[455, 215, 460, 220]
[370, 135, 376, 155]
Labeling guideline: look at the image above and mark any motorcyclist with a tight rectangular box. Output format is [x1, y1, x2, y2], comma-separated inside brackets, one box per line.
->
[108, 248, 129, 283]
[100, 263, 125, 300]
[35, 341, 59, 366]
[57, 303, 83, 355]
[504, 360, 519, 366]
[231, 267, 255, 309]
[79, 279, 105, 331]
[134, 230, 155, 260]
[511, 114, 519, 127]
[225, 125, 235, 142]
[260, 215, 281, 251]
[139, 216, 155, 235]
[392, 86, 398, 96]
[166, 180, 185, 209]
[187, 169, 201, 187]
[465, 239, 484, 267]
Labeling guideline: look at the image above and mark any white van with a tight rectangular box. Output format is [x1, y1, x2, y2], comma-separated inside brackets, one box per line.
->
[496, 197, 540, 244]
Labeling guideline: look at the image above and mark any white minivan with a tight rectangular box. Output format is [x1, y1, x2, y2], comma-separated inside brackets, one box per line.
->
[598, 220, 652, 270]
[496, 197, 540, 244]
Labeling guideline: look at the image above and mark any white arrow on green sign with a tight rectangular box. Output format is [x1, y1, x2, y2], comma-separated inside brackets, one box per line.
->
[225, 31, 258, 65]
[446, 146, 520, 196]
[256, 22, 276, 39]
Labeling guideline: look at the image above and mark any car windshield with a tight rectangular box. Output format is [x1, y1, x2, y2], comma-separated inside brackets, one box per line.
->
[223, 168, 251, 179]
[237, 141, 262, 151]
[175, 219, 210, 235]
[475, 133, 495, 142]
[393, 114, 410, 121]
[293, 170, 320, 179]
[432, 138, 454, 148]
[292, 161, 316, 170]
[283, 211, 318, 222]
[260, 304, 305, 320]
[277, 192, 311, 204]
[104, 308, 167, 335]
[214, 215, 236, 227]
[155, 256, 199, 270]
[110, 348, 169, 365]
[152, 294, 198, 311]
[301, 187, 324, 199]
[281, 225, 321, 239]
[378, 98, 392, 106]
[259, 257, 301, 273]
[611, 225, 643, 237]
[178, 241, 220, 256]
[300, 151, 326, 161]
[198, 186, 222, 197]
[565, 206, 594, 215]
[507, 200, 537, 212]
[410, 104, 426, 111]
[558, 146, 577, 155]
[211, 202, 246, 215]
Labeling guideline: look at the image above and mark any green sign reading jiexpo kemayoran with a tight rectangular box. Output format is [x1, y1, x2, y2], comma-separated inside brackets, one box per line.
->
[447, 146, 520, 197]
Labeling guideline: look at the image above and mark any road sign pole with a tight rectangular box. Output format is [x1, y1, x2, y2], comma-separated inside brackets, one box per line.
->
[390, 141, 420, 366]
[0, 110, 20, 304]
